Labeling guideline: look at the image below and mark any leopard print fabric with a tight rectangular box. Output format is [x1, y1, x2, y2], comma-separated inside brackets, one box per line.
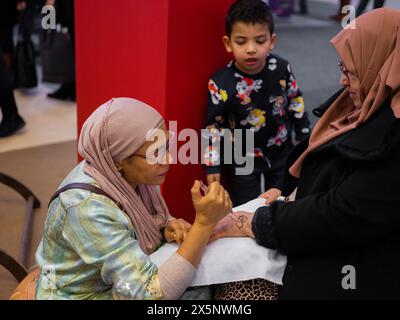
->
[214, 279, 279, 300]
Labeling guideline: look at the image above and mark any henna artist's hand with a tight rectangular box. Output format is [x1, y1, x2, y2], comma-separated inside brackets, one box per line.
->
[176, 181, 232, 267]
[191, 180, 232, 228]
[208, 211, 255, 242]
[163, 218, 192, 244]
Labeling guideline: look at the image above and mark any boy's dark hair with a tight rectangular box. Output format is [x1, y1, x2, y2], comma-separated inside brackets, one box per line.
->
[226, 0, 274, 36]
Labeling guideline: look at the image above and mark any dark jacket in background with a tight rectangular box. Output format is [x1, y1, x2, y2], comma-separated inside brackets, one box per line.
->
[54, 0, 74, 33]
[0, 1, 19, 28]
[0, 1, 19, 53]
[253, 94, 400, 299]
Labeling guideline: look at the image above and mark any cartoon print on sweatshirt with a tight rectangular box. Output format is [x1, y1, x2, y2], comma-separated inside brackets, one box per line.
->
[269, 94, 287, 117]
[267, 124, 288, 147]
[253, 147, 265, 158]
[289, 96, 306, 119]
[234, 73, 263, 105]
[287, 76, 299, 99]
[203, 145, 220, 166]
[204, 55, 312, 176]
[208, 79, 228, 105]
[202, 124, 222, 144]
[240, 108, 266, 132]
[268, 57, 278, 71]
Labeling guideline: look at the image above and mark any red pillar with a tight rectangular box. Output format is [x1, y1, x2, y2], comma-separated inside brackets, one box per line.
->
[75, 0, 233, 221]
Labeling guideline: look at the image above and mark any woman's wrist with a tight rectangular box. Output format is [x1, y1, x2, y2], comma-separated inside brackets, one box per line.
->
[192, 219, 216, 234]
[246, 212, 255, 238]
[177, 219, 215, 267]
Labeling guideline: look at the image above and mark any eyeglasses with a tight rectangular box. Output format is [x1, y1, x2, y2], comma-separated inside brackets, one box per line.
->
[338, 61, 359, 82]
[338, 61, 348, 75]
[132, 130, 175, 165]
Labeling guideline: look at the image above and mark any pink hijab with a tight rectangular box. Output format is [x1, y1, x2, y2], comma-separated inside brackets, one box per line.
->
[290, 8, 400, 177]
[78, 98, 171, 255]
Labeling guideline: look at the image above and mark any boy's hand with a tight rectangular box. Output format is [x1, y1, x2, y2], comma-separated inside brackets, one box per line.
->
[259, 188, 282, 205]
[206, 173, 220, 185]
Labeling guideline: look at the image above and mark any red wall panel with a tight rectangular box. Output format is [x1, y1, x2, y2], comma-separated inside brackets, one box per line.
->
[162, 1, 232, 220]
[75, 0, 169, 127]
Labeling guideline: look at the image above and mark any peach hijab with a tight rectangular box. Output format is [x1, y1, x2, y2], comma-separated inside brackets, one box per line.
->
[290, 8, 400, 177]
[78, 98, 171, 255]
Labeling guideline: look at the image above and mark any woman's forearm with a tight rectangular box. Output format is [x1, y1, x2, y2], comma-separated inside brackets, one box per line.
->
[177, 221, 215, 267]
[174, 210, 255, 269]
[157, 252, 196, 300]
[157, 222, 215, 299]
[156, 180, 231, 298]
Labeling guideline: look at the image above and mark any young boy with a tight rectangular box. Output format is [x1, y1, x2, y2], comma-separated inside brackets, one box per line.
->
[203, 0, 311, 206]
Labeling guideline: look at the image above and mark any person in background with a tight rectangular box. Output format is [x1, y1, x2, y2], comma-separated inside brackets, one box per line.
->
[46, 0, 76, 101]
[330, 0, 351, 21]
[356, 0, 385, 16]
[0, 1, 19, 73]
[298, 0, 308, 14]
[0, 46, 26, 138]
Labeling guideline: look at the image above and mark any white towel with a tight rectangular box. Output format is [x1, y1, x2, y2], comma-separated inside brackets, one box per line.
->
[150, 198, 287, 286]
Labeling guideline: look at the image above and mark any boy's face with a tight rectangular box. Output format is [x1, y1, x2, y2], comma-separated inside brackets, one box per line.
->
[223, 22, 276, 75]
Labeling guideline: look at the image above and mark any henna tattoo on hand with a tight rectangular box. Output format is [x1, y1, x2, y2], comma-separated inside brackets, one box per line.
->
[228, 214, 248, 229]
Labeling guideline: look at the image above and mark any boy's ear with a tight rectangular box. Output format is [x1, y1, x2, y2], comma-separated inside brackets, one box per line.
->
[269, 33, 277, 51]
[222, 35, 233, 53]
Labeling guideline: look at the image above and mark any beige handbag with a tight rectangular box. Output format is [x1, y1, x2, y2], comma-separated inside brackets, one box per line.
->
[9, 268, 40, 300]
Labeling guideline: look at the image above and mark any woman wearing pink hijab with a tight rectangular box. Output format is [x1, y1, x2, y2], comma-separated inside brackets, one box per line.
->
[212, 8, 400, 299]
[33, 97, 232, 300]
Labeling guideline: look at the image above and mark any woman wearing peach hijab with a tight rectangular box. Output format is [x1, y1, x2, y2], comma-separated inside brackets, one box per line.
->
[33, 97, 232, 300]
[212, 8, 400, 299]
